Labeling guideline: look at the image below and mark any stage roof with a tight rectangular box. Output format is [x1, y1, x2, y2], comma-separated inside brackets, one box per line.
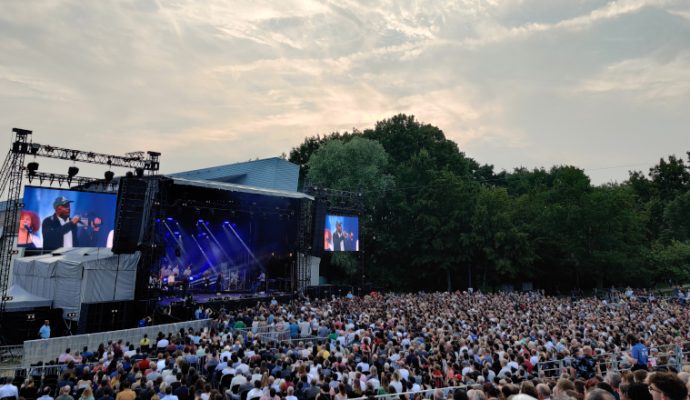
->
[169, 157, 299, 192]
[170, 177, 314, 200]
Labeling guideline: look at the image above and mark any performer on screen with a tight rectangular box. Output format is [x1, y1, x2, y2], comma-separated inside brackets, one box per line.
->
[42, 196, 80, 251]
[332, 221, 346, 251]
[17, 210, 43, 249]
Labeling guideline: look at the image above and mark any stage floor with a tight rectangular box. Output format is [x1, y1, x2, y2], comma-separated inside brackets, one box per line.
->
[157, 291, 293, 307]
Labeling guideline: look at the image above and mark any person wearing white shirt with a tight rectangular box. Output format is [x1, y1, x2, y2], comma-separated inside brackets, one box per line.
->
[285, 387, 298, 400]
[0, 378, 19, 400]
[157, 358, 167, 372]
[161, 385, 179, 400]
[356, 360, 370, 373]
[246, 381, 263, 400]
[398, 367, 410, 382]
[157, 338, 170, 349]
[36, 386, 53, 400]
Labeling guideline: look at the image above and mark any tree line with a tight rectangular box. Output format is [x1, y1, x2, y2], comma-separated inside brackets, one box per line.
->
[288, 114, 690, 292]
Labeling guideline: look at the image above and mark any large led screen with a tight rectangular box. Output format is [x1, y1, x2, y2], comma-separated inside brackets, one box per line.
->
[20, 186, 117, 251]
[324, 214, 359, 252]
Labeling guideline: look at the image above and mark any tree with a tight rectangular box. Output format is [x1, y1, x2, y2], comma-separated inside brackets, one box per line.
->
[663, 190, 690, 242]
[306, 137, 393, 284]
[288, 131, 360, 189]
[471, 186, 535, 289]
[306, 136, 393, 201]
[645, 241, 690, 284]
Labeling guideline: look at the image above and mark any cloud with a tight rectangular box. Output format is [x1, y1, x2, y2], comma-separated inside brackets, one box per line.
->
[0, 0, 688, 184]
[578, 51, 690, 100]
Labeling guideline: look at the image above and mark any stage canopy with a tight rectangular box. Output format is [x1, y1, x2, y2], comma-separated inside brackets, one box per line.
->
[12, 248, 140, 319]
[170, 177, 314, 200]
[2, 283, 52, 311]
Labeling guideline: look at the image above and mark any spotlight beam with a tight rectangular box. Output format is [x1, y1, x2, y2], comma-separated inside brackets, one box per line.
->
[223, 223, 263, 272]
[189, 233, 217, 275]
[200, 223, 237, 268]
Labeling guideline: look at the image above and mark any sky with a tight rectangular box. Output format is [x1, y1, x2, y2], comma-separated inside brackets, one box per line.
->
[1, 0, 689, 185]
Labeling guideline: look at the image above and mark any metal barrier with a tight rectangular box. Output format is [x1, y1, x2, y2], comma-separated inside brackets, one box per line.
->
[535, 342, 690, 376]
[22, 318, 213, 366]
[349, 385, 469, 400]
[0, 345, 23, 365]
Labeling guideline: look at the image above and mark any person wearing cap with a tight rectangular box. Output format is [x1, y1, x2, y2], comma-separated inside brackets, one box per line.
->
[42, 196, 80, 251]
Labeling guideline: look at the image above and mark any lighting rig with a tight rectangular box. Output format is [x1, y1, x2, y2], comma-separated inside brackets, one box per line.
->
[0, 128, 161, 318]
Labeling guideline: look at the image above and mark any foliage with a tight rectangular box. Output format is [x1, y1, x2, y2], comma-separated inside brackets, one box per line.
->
[290, 115, 690, 291]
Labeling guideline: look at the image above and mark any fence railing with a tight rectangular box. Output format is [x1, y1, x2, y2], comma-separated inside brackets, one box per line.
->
[535, 342, 690, 377]
[349, 385, 469, 400]
[22, 318, 213, 366]
[0, 345, 23, 365]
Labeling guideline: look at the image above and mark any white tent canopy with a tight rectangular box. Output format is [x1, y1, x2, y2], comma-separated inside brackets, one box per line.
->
[12, 247, 140, 319]
[2, 283, 52, 311]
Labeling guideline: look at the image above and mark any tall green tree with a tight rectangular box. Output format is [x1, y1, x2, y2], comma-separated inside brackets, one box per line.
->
[306, 137, 393, 283]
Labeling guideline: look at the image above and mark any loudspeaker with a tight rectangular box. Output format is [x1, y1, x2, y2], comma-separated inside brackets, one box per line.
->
[77, 301, 136, 334]
[112, 177, 149, 254]
[311, 200, 327, 255]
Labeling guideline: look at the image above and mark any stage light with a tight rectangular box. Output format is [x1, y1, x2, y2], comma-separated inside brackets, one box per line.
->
[135, 167, 145, 177]
[104, 170, 114, 183]
[155, 219, 161, 223]
[125, 171, 134, 178]
[223, 221, 230, 225]
[67, 166, 79, 178]
[27, 162, 39, 176]
[30, 143, 40, 155]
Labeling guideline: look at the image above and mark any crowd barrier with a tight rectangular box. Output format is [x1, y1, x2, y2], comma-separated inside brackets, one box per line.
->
[535, 342, 690, 376]
[350, 385, 469, 400]
[22, 319, 213, 366]
[228, 325, 325, 346]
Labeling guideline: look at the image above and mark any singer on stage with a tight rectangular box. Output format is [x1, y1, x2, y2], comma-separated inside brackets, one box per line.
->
[17, 210, 43, 249]
[41, 196, 80, 251]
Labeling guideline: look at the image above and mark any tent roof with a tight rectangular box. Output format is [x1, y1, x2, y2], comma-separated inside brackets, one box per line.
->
[169, 177, 314, 200]
[3, 283, 52, 310]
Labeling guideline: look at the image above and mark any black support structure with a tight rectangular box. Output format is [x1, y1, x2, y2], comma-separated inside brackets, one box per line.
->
[0, 128, 160, 325]
[0, 129, 32, 317]
[303, 186, 365, 292]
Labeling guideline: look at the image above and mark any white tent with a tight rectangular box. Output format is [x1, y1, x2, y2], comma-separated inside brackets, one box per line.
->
[12, 248, 140, 319]
[2, 283, 52, 311]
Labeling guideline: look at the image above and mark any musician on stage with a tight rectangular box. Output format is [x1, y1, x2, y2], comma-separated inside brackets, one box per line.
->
[216, 272, 224, 293]
[229, 270, 239, 289]
[203, 270, 211, 292]
[182, 265, 192, 295]
[254, 271, 266, 292]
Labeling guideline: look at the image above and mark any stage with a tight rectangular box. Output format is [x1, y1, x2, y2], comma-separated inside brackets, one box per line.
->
[156, 290, 294, 314]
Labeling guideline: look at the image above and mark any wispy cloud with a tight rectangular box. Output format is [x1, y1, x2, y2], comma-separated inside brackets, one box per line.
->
[578, 51, 690, 100]
[0, 0, 687, 183]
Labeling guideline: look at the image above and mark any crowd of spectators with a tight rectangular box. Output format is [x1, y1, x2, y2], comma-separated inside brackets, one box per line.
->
[2, 290, 690, 400]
